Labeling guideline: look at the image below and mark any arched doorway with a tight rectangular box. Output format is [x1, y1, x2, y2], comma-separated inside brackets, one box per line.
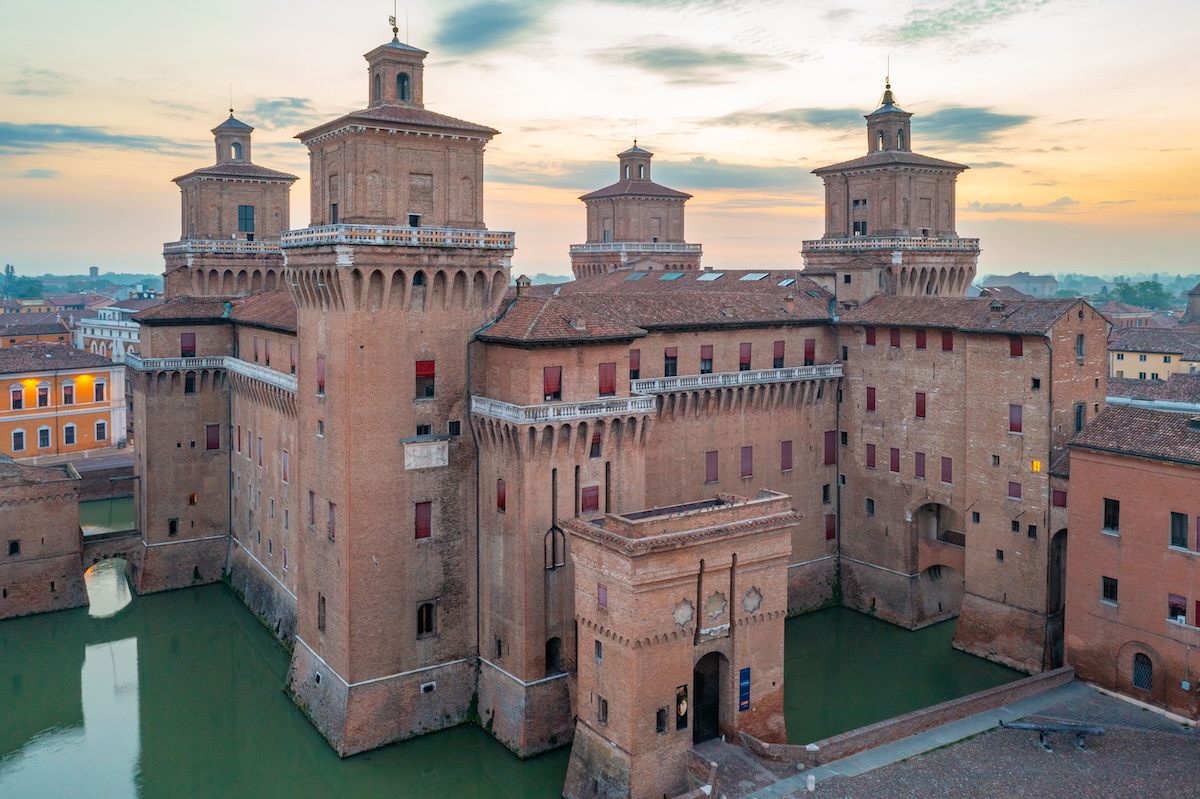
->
[84, 559, 133, 618]
[1047, 529, 1068, 668]
[693, 652, 726, 744]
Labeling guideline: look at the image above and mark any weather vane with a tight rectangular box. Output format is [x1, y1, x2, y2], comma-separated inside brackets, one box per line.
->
[389, 1, 399, 41]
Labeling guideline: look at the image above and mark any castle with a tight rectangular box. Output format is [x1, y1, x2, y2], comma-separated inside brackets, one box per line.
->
[102, 33, 1109, 799]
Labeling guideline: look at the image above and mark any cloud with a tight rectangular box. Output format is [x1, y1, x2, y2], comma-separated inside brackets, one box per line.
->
[890, 0, 1049, 44]
[915, 106, 1033, 144]
[705, 107, 863, 131]
[488, 154, 815, 194]
[964, 196, 1077, 213]
[595, 39, 781, 83]
[248, 97, 328, 131]
[4, 66, 69, 96]
[19, 168, 58, 179]
[1099, 199, 1135, 205]
[968, 161, 1013, 168]
[0, 122, 202, 155]
[433, 1, 554, 54]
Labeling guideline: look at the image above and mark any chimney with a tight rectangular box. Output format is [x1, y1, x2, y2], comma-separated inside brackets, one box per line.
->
[570, 315, 586, 331]
[515, 275, 532, 296]
[785, 294, 795, 314]
[990, 299, 1005, 312]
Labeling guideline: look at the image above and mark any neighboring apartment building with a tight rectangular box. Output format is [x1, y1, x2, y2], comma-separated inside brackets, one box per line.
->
[0, 318, 71, 348]
[981, 272, 1059, 297]
[0, 343, 122, 459]
[1094, 300, 1174, 330]
[77, 297, 163, 363]
[1109, 328, 1200, 380]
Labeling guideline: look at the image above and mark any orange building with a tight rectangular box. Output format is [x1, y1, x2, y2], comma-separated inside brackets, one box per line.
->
[1, 343, 121, 458]
[0, 318, 71, 348]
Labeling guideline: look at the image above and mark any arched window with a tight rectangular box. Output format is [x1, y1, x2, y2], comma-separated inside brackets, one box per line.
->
[412, 271, 426, 287]
[624, 165, 630, 180]
[638, 165, 645, 179]
[544, 527, 566, 569]
[877, 130, 885, 151]
[417, 602, 436, 637]
[897, 128, 905, 150]
[373, 73, 381, 102]
[1132, 652, 1152, 690]
[231, 141, 242, 161]
[545, 637, 563, 676]
[397, 72, 411, 101]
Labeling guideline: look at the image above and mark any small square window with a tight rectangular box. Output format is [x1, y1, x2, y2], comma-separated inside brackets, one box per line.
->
[448, 420, 461, 436]
[416, 424, 432, 437]
[7, 540, 19, 557]
[1027, 524, 1038, 539]
[996, 549, 1004, 561]
[1012, 520, 1020, 533]
[1102, 576, 1118, 603]
[1031, 377, 1041, 391]
[865, 498, 875, 516]
[972, 511, 981, 524]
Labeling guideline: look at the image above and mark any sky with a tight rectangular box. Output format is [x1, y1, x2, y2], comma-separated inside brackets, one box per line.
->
[1, 0, 1197, 279]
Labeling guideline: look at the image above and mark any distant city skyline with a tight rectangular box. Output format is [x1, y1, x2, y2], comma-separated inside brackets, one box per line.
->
[1, 0, 1196, 277]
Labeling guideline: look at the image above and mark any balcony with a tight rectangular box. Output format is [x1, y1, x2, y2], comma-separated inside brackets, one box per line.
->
[918, 532, 966, 573]
[126, 354, 297, 393]
[281, 224, 515, 251]
[163, 239, 282, 255]
[801, 236, 980, 252]
[568, 242, 702, 254]
[471, 395, 656, 424]
[631, 363, 842, 394]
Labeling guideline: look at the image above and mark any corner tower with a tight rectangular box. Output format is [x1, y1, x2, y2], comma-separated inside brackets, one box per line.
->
[801, 81, 979, 305]
[283, 29, 514, 756]
[570, 144, 701, 278]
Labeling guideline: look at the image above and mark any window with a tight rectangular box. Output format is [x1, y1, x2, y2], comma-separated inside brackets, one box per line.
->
[491, 477, 507, 512]
[1103, 498, 1120, 532]
[327, 502, 336, 539]
[7, 541, 18, 557]
[169, 518, 178, 536]
[1009, 404, 1023, 433]
[598, 697, 608, 725]
[972, 511, 981, 524]
[257, 436, 263, 467]
[1032, 377, 1041, 391]
[890, 327, 901, 348]
[740, 446, 753, 477]
[629, 349, 641, 380]
[889, 447, 900, 473]
[415, 501, 432, 539]
[840, 431, 848, 446]
[543, 366, 562, 401]
[1116, 353, 1125, 361]
[205, 424, 220, 451]
[739, 343, 752, 371]
[865, 326, 876, 346]
[317, 356, 326, 397]
[581, 486, 600, 513]
[1169, 594, 1187, 624]
[941, 330, 954, 352]
[330, 203, 338, 224]
[915, 392, 926, 419]
[992, 454, 1001, 467]
[824, 431, 836, 465]
[9, 387, 21, 410]
[282, 450, 289, 483]
[774, 340, 786, 369]
[37, 385, 49, 407]
[656, 708, 668, 734]
[253, 336, 260, 363]
[1132, 653, 1152, 690]
[1074, 403, 1085, 433]
[781, 440, 793, 472]
[914, 451, 926, 479]
[822, 484, 831, 504]
[237, 426, 242, 452]
[1164, 355, 1172, 364]
[598, 362, 616, 397]
[180, 332, 196, 358]
[595, 639, 603, 661]
[700, 345, 713, 374]
[1008, 481, 1022, 500]
[843, 274, 852, 284]
[824, 514, 836, 540]
[1052, 489, 1067, 508]
[1012, 520, 1021, 533]
[62, 384, 74, 405]
[705, 451, 718, 483]
[417, 602, 436, 637]
[865, 498, 875, 516]
[1171, 511, 1189, 548]
[598, 582, 608, 610]
[852, 220, 867, 236]
[865, 443, 876, 469]
[996, 549, 1005, 561]
[940, 457, 952, 484]
[589, 432, 601, 458]
[11, 430, 25, 452]
[184, 372, 196, 394]
[290, 344, 297, 375]
[915, 329, 927, 350]
[1075, 334, 1085, 360]
[416, 360, 435, 398]
[861, 386, 875, 412]
[308, 491, 315, 526]
[63, 424, 76, 446]
[38, 427, 50, 448]
[448, 420, 461, 436]
[663, 347, 678, 377]
[96, 421, 107, 441]
[264, 339, 270, 367]
[1009, 335, 1023, 358]
[318, 595, 326, 632]
[398, 72, 411, 101]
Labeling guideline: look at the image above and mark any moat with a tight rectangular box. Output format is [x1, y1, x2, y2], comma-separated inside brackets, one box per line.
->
[0, 581, 1019, 797]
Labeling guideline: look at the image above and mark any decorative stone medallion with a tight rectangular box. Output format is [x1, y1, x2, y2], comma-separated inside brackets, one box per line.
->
[704, 591, 727, 620]
[673, 599, 694, 627]
[743, 586, 763, 614]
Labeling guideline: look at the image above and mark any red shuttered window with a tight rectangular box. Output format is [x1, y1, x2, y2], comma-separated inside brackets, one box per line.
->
[781, 440, 793, 471]
[824, 514, 837, 540]
[941, 330, 954, 352]
[316, 356, 326, 396]
[282, 450, 289, 483]
[739, 343, 752, 371]
[1009, 404, 1023, 433]
[1009, 335, 1024, 358]
[890, 327, 901, 348]
[915, 329, 927, 350]
[774, 340, 786, 368]
[543, 366, 562, 401]
[497, 479, 506, 512]
[915, 451, 926, 479]
[866, 443, 876, 469]
[264, 339, 270, 367]
[1008, 481, 1022, 500]
[865, 326, 876, 346]
[740, 446, 753, 477]
[416, 360, 436, 398]
[824, 431, 836, 465]
[915, 392, 926, 419]
[581, 486, 600, 513]
[890, 447, 900, 473]
[1052, 489, 1067, 508]
[180, 332, 196, 358]
[941, 457, 953, 484]
[705, 451, 718, 483]
[629, 348, 641, 379]
[205, 424, 220, 451]
[866, 386, 876, 412]
[598, 362, 616, 397]
[804, 338, 815, 366]
[415, 501, 432, 539]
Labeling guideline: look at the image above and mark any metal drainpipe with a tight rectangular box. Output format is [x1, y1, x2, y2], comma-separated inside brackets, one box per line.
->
[1041, 334, 1054, 670]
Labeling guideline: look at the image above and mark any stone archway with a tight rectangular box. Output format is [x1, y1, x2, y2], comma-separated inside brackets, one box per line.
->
[1047, 529, 1068, 668]
[693, 651, 727, 744]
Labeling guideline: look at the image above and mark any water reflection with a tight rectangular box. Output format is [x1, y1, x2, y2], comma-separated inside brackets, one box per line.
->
[85, 560, 133, 618]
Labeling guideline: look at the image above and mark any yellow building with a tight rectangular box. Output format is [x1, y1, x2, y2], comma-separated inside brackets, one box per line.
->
[1, 343, 121, 458]
[1109, 328, 1200, 380]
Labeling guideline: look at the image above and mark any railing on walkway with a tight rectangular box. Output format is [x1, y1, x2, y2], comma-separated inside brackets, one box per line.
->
[471, 395, 656, 424]
[282, 224, 515, 250]
[632, 363, 842, 394]
[938, 529, 966, 547]
[569, 242, 702, 254]
[163, 239, 281, 255]
[801, 236, 980, 252]
[126, 354, 297, 393]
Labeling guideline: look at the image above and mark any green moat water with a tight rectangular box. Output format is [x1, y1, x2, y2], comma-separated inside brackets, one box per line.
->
[0, 582, 1020, 797]
[80, 497, 136, 536]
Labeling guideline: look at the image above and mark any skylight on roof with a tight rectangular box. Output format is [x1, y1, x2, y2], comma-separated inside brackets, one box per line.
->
[778, 278, 796, 287]
[740, 272, 769, 282]
[624, 273, 648, 281]
[806, 290, 822, 298]
[659, 272, 684, 281]
[696, 272, 724, 281]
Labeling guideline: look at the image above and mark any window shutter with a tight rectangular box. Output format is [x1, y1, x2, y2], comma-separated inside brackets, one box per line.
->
[941, 330, 953, 351]
[865, 327, 876, 346]
[317, 356, 326, 392]
[915, 451, 926, 478]
[781, 440, 793, 471]
[705, 451, 718, 483]
[740, 446, 753, 477]
[1052, 489, 1067, 507]
[1009, 404, 1022, 433]
[890, 327, 901, 348]
[774, 340, 785, 360]
[415, 501, 432, 539]
[866, 386, 876, 412]
[890, 447, 900, 473]
[824, 514, 836, 540]
[1008, 481, 1022, 500]
[941, 457, 953, 484]
[700, 345, 713, 359]
[180, 332, 196, 357]
[1009, 335, 1024, 357]
[543, 366, 562, 398]
[497, 479, 506, 511]
[866, 444, 876, 468]
[804, 339, 815, 363]
[739, 343, 752, 366]
[629, 348, 640, 372]
[664, 347, 678, 358]
[915, 392, 926, 418]
[598, 362, 616, 396]
[915, 329, 927, 349]
[581, 486, 600, 512]
[415, 360, 436, 378]
[205, 424, 220, 450]
[824, 431, 836, 465]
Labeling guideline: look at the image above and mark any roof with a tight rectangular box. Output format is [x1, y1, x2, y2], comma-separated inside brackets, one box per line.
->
[110, 297, 164, 312]
[839, 297, 1083, 335]
[376, 38, 428, 55]
[619, 144, 653, 156]
[813, 149, 967, 175]
[0, 319, 69, 337]
[1070, 404, 1200, 467]
[1049, 449, 1070, 478]
[174, 162, 299, 183]
[977, 285, 1029, 301]
[0, 342, 113, 374]
[1094, 300, 1155, 316]
[579, 179, 691, 201]
[0, 461, 78, 489]
[228, 290, 297, 333]
[482, 269, 832, 344]
[297, 103, 498, 142]
[134, 296, 235, 324]
[1107, 374, 1200, 404]
[1108, 327, 1200, 359]
[213, 115, 253, 132]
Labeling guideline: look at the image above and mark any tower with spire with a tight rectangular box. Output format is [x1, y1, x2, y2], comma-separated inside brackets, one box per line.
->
[569, 143, 702, 278]
[801, 80, 980, 305]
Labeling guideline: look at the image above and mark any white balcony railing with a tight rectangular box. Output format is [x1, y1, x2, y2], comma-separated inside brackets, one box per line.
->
[282, 224, 516, 251]
[471, 395, 657, 424]
[631, 364, 842, 394]
[163, 239, 282, 255]
[801, 236, 980, 252]
[126, 354, 297, 393]
[568, 242, 703, 254]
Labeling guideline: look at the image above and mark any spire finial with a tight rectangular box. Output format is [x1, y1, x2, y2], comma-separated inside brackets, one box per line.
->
[389, 1, 399, 42]
[229, 84, 234, 118]
[886, 54, 890, 90]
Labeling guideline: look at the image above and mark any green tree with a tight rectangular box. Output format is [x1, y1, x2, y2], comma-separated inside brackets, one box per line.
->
[2, 264, 14, 296]
[1113, 280, 1174, 310]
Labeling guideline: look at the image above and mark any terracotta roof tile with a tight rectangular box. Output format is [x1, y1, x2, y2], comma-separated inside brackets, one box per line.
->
[1107, 374, 1200, 404]
[1108, 327, 1200, 359]
[174, 162, 299, 183]
[229, 290, 297, 333]
[0, 461, 78, 488]
[110, 297, 164, 311]
[0, 342, 113, 374]
[839, 297, 1082, 335]
[580, 180, 691, 201]
[298, 103, 498, 141]
[1070, 404, 1200, 466]
[0, 318, 70, 337]
[134, 296, 236, 324]
[813, 150, 967, 174]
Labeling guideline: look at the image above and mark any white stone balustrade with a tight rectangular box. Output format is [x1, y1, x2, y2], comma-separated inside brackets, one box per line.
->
[568, 242, 702, 254]
[281, 224, 515, 250]
[631, 363, 842, 394]
[163, 240, 282, 255]
[801, 237, 979, 252]
[126, 354, 298, 393]
[471, 395, 657, 424]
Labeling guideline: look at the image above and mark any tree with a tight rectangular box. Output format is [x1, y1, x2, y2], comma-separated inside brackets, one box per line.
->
[1112, 280, 1174, 310]
[2, 264, 13, 296]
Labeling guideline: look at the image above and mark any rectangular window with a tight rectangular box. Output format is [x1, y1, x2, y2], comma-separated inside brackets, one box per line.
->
[915, 451, 926, 479]
[629, 348, 640, 380]
[581, 486, 600, 513]
[1052, 489, 1067, 508]
[865, 326, 876, 346]
[781, 440, 793, 472]
[9, 387, 22, 410]
[257, 436, 263, 467]
[12, 430, 24, 451]
[941, 330, 954, 352]
[416, 360, 436, 398]
[915, 329, 927, 350]
[282, 450, 289, 483]
[327, 502, 336, 539]
[1170, 511, 1189, 548]
[1008, 481, 1022, 500]
[705, 450, 718, 483]
[866, 443, 876, 469]
[598, 362, 617, 397]
[589, 432, 601, 458]
[415, 501, 432, 539]
[740, 446, 753, 478]
[307, 491, 315, 526]
[497, 478, 506, 512]
[890, 327, 901, 348]
[1168, 594, 1187, 623]
[1075, 334, 1085, 360]
[180, 332, 196, 358]
[290, 344, 297, 375]
[1009, 404, 1023, 433]
[264, 339, 270, 367]
[915, 392, 926, 419]
[825, 514, 836, 540]
[237, 425, 242, 452]
[253, 336, 260, 363]
[803, 338, 815, 366]
[889, 447, 900, 473]
[941, 457, 953, 484]
[206, 424, 220, 451]
[866, 386, 876, 412]
[1074, 403, 1085, 433]
[700, 345, 713, 374]
[237, 204, 255, 233]
[739, 343, 752, 371]
[62, 384, 74, 405]
[64, 425, 76, 446]
[95, 421, 107, 441]
[663, 347, 678, 377]
[1103, 498, 1120, 532]
[865, 498, 875, 516]
[184, 373, 196, 394]
[543, 366, 562, 401]
[1009, 335, 1024, 358]
[774, 340, 786, 369]
[316, 356, 326, 396]
[822, 484, 831, 504]
[1102, 576, 1118, 603]
[37, 386, 48, 407]
[824, 431, 836, 466]
[598, 583, 608, 610]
